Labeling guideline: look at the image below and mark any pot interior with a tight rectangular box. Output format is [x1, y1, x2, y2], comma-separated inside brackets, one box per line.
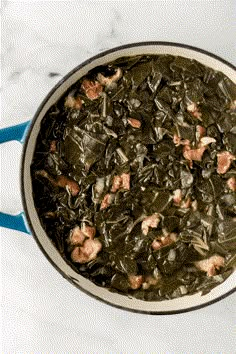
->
[22, 43, 236, 313]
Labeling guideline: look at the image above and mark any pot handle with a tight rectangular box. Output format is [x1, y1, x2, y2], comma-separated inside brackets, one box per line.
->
[0, 121, 31, 234]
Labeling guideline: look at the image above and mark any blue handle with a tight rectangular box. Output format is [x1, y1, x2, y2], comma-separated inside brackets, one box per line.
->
[0, 121, 31, 234]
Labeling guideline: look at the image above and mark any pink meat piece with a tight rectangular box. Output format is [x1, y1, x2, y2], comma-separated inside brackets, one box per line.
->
[173, 189, 182, 205]
[81, 223, 96, 239]
[111, 175, 122, 193]
[128, 275, 143, 290]
[183, 145, 206, 167]
[49, 140, 57, 153]
[56, 176, 80, 196]
[142, 275, 159, 290]
[196, 125, 206, 141]
[187, 103, 202, 120]
[141, 214, 160, 235]
[227, 177, 236, 191]
[127, 118, 141, 129]
[71, 238, 102, 263]
[100, 193, 114, 210]
[194, 255, 225, 277]
[120, 173, 130, 190]
[81, 79, 103, 100]
[64, 95, 83, 110]
[69, 226, 86, 246]
[217, 151, 235, 174]
[151, 233, 177, 250]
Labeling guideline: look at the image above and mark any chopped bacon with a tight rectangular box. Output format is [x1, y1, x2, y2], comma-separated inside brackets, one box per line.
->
[71, 238, 102, 263]
[81, 79, 103, 100]
[127, 118, 141, 129]
[187, 103, 202, 120]
[217, 151, 235, 174]
[194, 255, 224, 277]
[81, 223, 96, 239]
[141, 213, 160, 235]
[183, 145, 206, 165]
[36, 170, 79, 196]
[142, 275, 159, 290]
[196, 125, 206, 141]
[100, 193, 114, 210]
[227, 177, 236, 191]
[64, 95, 83, 110]
[173, 189, 182, 205]
[173, 134, 190, 147]
[111, 175, 122, 193]
[181, 197, 191, 209]
[151, 233, 177, 250]
[69, 226, 86, 246]
[97, 68, 122, 87]
[56, 176, 80, 196]
[120, 173, 130, 190]
[199, 137, 216, 147]
[128, 275, 143, 290]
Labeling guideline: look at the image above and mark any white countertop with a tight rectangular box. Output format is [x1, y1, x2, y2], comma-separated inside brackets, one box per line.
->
[1, 1, 236, 353]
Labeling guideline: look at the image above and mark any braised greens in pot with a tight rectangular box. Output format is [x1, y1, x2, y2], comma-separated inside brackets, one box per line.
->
[31, 54, 236, 301]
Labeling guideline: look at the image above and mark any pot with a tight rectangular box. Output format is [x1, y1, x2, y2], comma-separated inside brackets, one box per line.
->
[1, 42, 235, 314]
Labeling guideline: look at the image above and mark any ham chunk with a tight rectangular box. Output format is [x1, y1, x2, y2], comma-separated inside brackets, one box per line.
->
[194, 254, 224, 277]
[142, 275, 159, 290]
[81, 223, 96, 239]
[128, 275, 143, 290]
[71, 238, 102, 263]
[69, 226, 86, 246]
[187, 102, 202, 120]
[100, 193, 114, 210]
[227, 177, 236, 191]
[111, 175, 122, 193]
[56, 175, 80, 196]
[127, 118, 141, 129]
[64, 95, 83, 110]
[97, 68, 122, 87]
[111, 173, 130, 192]
[81, 79, 103, 100]
[217, 151, 235, 174]
[151, 233, 177, 250]
[173, 189, 182, 205]
[141, 213, 160, 235]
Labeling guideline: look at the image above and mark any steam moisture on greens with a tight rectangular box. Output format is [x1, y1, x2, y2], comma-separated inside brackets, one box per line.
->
[31, 54, 236, 301]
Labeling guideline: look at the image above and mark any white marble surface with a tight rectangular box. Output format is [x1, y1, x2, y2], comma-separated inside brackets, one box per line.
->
[1, 1, 236, 353]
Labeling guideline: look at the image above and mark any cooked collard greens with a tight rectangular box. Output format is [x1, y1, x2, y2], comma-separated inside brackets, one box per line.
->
[31, 55, 236, 301]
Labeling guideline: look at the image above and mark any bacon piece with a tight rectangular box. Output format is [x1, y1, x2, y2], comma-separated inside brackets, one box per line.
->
[183, 145, 206, 165]
[227, 177, 236, 191]
[173, 134, 190, 147]
[36, 170, 79, 196]
[120, 173, 130, 190]
[71, 238, 102, 263]
[81, 223, 96, 239]
[56, 176, 80, 196]
[187, 102, 202, 120]
[194, 255, 224, 277]
[100, 193, 114, 210]
[81, 79, 103, 100]
[199, 137, 216, 147]
[111, 175, 122, 193]
[64, 95, 83, 109]
[142, 275, 159, 290]
[196, 125, 206, 141]
[128, 275, 143, 290]
[217, 151, 235, 174]
[181, 197, 191, 209]
[141, 213, 160, 235]
[151, 233, 177, 250]
[173, 189, 182, 205]
[97, 68, 122, 87]
[127, 118, 141, 129]
[69, 226, 86, 246]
